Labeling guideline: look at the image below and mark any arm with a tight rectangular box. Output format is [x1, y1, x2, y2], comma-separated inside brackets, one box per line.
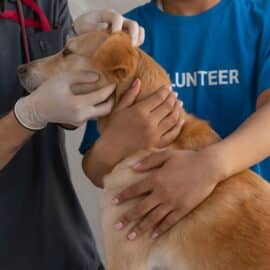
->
[0, 112, 34, 170]
[111, 90, 270, 240]
[1, 72, 115, 170]
[82, 82, 183, 187]
[206, 88, 270, 179]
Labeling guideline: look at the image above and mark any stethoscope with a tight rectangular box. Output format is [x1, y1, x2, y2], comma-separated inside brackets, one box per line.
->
[0, 0, 51, 63]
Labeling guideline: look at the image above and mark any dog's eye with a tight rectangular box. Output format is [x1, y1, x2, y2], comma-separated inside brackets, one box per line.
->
[62, 48, 73, 57]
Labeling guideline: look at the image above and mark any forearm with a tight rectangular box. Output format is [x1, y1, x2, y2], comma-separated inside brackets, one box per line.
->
[205, 101, 270, 181]
[82, 136, 123, 188]
[0, 111, 34, 170]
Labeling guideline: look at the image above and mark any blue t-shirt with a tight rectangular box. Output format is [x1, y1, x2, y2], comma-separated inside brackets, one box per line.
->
[80, 0, 270, 180]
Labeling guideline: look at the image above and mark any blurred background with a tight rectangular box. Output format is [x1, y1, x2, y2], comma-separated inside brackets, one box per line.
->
[66, 0, 148, 260]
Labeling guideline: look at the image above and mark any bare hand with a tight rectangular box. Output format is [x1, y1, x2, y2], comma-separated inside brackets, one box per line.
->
[100, 80, 184, 165]
[113, 149, 221, 240]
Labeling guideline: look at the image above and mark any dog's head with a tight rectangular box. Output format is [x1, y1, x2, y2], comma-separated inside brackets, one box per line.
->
[18, 31, 172, 134]
[18, 31, 142, 102]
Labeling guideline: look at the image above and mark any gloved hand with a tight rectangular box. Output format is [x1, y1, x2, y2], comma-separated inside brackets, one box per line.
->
[73, 9, 145, 47]
[14, 71, 115, 130]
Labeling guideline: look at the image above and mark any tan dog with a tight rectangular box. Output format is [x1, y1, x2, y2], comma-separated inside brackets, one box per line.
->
[18, 31, 270, 270]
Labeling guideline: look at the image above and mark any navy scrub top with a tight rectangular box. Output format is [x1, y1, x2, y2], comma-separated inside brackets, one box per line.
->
[0, 1, 103, 269]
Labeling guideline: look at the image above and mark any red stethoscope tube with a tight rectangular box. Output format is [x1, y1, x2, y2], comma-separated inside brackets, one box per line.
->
[0, 0, 51, 63]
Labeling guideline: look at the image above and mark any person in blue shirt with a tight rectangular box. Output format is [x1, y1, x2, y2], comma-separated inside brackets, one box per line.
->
[81, 0, 270, 241]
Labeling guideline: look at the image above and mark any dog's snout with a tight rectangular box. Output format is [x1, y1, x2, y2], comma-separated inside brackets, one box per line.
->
[17, 64, 29, 75]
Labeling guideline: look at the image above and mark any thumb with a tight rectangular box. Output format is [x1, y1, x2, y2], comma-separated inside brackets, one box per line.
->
[115, 79, 141, 112]
[133, 150, 170, 172]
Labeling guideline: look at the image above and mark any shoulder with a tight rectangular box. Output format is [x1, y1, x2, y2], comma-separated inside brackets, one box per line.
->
[240, 0, 270, 19]
[234, 0, 270, 42]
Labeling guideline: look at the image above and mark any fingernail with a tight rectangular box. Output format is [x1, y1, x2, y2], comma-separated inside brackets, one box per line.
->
[133, 162, 142, 169]
[115, 222, 124, 230]
[152, 232, 159, 239]
[132, 79, 139, 88]
[128, 232, 137, 241]
[112, 198, 119, 205]
[169, 86, 173, 91]
[174, 92, 179, 98]
[179, 100, 184, 107]
[180, 119, 185, 126]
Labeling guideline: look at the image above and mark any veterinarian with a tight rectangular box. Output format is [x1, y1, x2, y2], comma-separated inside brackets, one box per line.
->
[0, 1, 150, 269]
[80, 0, 270, 241]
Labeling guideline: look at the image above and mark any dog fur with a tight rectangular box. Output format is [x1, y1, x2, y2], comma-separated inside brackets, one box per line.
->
[18, 31, 270, 270]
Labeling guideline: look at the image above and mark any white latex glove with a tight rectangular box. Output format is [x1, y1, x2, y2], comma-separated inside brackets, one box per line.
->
[73, 9, 145, 47]
[14, 72, 115, 130]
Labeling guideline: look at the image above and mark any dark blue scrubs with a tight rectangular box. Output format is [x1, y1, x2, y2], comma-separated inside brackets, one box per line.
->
[0, 1, 103, 269]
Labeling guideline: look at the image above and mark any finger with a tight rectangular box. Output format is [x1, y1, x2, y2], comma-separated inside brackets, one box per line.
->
[137, 86, 171, 112]
[101, 10, 124, 32]
[158, 99, 183, 134]
[133, 151, 170, 171]
[137, 27, 145, 47]
[75, 84, 116, 106]
[158, 118, 185, 148]
[113, 177, 154, 205]
[94, 22, 110, 31]
[128, 204, 171, 239]
[114, 196, 159, 233]
[152, 210, 182, 239]
[67, 71, 99, 85]
[123, 20, 140, 46]
[114, 79, 141, 112]
[92, 97, 114, 118]
[73, 97, 114, 123]
[151, 92, 178, 124]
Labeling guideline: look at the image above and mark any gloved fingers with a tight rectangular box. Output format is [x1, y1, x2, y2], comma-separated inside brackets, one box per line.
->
[73, 11, 100, 34]
[80, 97, 114, 122]
[138, 27, 145, 47]
[66, 71, 99, 86]
[122, 19, 140, 46]
[93, 97, 115, 118]
[95, 22, 110, 31]
[99, 9, 124, 33]
[74, 84, 116, 107]
[74, 10, 145, 46]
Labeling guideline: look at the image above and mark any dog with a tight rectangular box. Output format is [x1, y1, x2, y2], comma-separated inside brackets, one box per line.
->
[18, 31, 270, 270]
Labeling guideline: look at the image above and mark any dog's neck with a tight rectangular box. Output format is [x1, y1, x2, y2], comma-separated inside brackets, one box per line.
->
[99, 48, 220, 151]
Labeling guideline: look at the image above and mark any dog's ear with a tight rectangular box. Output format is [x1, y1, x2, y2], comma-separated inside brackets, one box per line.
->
[93, 33, 137, 81]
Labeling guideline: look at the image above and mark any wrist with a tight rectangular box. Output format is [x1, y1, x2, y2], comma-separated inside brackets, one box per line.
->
[14, 96, 47, 131]
[96, 134, 125, 169]
[200, 143, 232, 184]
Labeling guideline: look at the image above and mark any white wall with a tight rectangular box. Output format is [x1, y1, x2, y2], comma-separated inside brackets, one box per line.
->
[66, 0, 148, 260]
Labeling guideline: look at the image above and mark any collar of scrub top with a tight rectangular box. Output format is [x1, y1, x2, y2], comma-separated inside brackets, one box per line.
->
[0, 0, 52, 63]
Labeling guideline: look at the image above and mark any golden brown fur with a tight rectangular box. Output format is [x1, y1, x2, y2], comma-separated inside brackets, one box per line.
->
[19, 31, 270, 270]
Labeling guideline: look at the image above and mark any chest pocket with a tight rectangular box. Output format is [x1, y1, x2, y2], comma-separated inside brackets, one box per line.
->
[28, 28, 65, 60]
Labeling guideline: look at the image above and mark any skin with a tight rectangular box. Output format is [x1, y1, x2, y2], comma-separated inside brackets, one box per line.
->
[83, 81, 184, 187]
[109, 0, 270, 241]
[0, 112, 34, 170]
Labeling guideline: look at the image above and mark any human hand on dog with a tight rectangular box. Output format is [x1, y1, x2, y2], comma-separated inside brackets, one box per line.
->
[74, 10, 145, 46]
[100, 80, 184, 167]
[84, 80, 184, 187]
[113, 148, 223, 240]
[14, 72, 115, 130]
